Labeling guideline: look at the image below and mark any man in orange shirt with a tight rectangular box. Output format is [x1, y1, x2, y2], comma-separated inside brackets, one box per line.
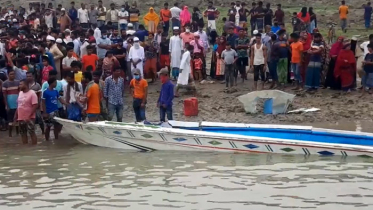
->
[81, 45, 99, 71]
[83, 71, 101, 122]
[160, 3, 172, 36]
[339, 0, 348, 33]
[290, 33, 304, 90]
[129, 69, 148, 122]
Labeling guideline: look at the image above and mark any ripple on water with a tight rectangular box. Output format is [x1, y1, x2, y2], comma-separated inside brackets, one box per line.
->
[1, 142, 373, 209]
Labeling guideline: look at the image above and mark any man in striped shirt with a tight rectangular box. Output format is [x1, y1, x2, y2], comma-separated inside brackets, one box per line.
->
[2, 69, 20, 137]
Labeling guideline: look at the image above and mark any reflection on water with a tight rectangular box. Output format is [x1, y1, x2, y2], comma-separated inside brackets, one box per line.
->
[1, 137, 373, 210]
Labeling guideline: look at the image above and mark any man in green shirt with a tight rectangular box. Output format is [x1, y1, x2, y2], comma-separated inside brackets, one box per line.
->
[235, 28, 250, 84]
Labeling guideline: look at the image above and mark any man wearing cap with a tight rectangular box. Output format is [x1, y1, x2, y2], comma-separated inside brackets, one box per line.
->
[169, 27, 183, 80]
[128, 37, 144, 77]
[59, 8, 72, 32]
[130, 69, 148, 122]
[158, 68, 174, 122]
[47, 35, 64, 79]
[56, 38, 66, 55]
[126, 23, 136, 35]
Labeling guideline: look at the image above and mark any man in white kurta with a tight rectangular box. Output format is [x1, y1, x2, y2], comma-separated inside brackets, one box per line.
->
[169, 27, 183, 80]
[178, 49, 191, 85]
[175, 46, 194, 96]
[128, 37, 145, 77]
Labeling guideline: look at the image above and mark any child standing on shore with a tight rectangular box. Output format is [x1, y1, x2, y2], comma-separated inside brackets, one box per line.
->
[290, 33, 303, 90]
[221, 43, 237, 91]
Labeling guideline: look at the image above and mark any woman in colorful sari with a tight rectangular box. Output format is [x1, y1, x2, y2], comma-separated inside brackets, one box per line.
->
[143, 7, 160, 33]
[211, 37, 226, 80]
[324, 36, 344, 89]
[144, 33, 158, 83]
[180, 6, 191, 31]
[305, 33, 324, 91]
[334, 44, 357, 92]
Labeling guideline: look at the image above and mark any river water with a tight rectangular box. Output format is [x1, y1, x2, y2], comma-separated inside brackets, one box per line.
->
[1, 121, 373, 210]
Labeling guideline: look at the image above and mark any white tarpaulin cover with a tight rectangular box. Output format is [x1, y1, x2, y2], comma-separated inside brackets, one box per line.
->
[238, 90, 295, 114]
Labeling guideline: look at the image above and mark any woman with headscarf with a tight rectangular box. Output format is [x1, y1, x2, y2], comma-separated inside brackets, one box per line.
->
[334, 44, 356, 92]
[211, 36, 226, 80]
[143, 7, 160, 33]
[305, 33, 324, 91]
[324, 36, 344, 89]
[180, 6, 191, 30]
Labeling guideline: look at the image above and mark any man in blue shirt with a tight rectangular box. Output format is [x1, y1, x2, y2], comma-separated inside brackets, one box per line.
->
[69, 1, 78, 24]
[96, 30, 113, 59]
[133, 24, 149, 42]
[365, 2, 373, 29]
[42, 77, 67, 141]
[41, 70, 65, 117]
[227, 27, 238, 50]
[158, 68, 174, 122]
[110, 29, 123, 45]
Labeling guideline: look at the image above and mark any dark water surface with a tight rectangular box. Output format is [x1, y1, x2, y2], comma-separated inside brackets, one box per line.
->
[1, 121, 373, 209]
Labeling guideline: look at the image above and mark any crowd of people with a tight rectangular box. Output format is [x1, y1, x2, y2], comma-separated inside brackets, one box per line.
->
[0, 1, 371, 145]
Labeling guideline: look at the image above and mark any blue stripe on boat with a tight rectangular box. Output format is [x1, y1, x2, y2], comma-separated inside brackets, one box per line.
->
[179, 127, 373, 146]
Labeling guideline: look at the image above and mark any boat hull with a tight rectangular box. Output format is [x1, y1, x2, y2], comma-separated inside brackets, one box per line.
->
[56, 118, 373, 157]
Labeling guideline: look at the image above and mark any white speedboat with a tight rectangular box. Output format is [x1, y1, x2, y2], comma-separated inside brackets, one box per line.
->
[55, 117, 373, 157]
